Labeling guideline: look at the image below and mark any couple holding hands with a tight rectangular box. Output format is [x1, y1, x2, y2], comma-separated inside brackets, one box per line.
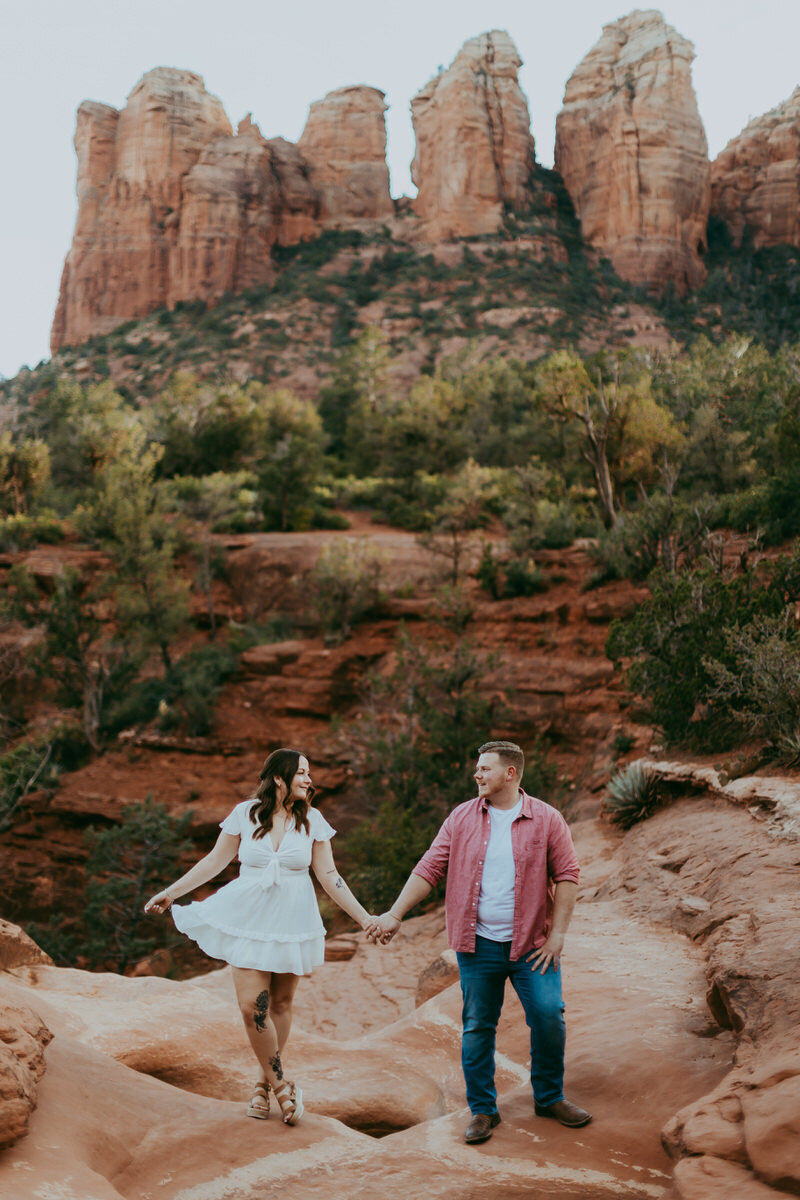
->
[145, 741, 591, 1142]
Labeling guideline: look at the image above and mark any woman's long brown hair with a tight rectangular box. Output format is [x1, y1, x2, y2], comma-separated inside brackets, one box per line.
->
[249, 748, 312, 839]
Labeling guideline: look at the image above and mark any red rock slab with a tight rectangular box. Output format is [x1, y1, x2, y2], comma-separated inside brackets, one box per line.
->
[0, 1001, 52, 1149]
[0, 1035, 366, 1200]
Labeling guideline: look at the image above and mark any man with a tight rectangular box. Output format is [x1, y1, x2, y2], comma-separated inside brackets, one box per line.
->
[372, 740, 590, 1144]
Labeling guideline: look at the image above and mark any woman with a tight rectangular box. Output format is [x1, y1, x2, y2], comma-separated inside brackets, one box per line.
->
[144, 747, 378, 1126]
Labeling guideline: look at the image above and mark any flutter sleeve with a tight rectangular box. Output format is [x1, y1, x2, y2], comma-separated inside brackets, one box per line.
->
[309, 807, 336, 842]
[219, 803, 243, 836]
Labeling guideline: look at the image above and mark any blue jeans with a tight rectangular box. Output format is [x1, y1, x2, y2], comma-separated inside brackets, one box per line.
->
[456, 935, 566, 1114]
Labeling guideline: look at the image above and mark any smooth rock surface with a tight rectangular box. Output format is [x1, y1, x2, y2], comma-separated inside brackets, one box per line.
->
[555, 10, 710, 292]
[711, 87, 800, 249]
[411, 30, 535, 239]
[0, 819, 731, 1196]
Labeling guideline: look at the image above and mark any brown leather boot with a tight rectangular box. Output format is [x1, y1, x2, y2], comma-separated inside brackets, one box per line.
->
[534, 1098, 592, 1127]
[465, 1111, 501, 1143]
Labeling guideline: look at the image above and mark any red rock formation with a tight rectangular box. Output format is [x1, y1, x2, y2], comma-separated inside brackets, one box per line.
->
[168, 119, 320, 307]
[0, 996, 52, 1149]
[410, 30, 535, 240]
[52, 69, 232, 348]
[711, 87, 800, 249]
[554, 10, 710, 292]
[53, 69, 396, 347]
[298, 86, 393, 224]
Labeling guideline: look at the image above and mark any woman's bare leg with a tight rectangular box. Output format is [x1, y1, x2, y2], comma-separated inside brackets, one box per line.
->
[269, 971, 300, 1052]
[232, 966, 296, 1114]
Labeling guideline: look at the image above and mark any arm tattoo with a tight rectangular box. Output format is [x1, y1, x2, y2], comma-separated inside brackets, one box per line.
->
[334, 875, 345, 889]
[254, 989, 270, 1033]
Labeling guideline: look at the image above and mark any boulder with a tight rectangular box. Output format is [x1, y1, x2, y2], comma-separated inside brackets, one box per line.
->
[0, 1002, 52, 1149]
[0, 921, 52, 972]
[411, 30, 535, 239]
[711, 87, 800, 249]
[555, 10, 710, 292]
[415, 948, 459, 1005]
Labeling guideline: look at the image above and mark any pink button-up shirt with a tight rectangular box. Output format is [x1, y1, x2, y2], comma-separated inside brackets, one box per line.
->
[413, 790, 580, 960]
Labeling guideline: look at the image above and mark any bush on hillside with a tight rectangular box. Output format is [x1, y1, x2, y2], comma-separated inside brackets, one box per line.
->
[606, 550, 800, 748]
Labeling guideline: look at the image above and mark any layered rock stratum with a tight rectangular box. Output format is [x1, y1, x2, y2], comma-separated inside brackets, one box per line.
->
[410, 30, 535, 239]
[711, 87, 800, 249]
[554, 9, 710, 292]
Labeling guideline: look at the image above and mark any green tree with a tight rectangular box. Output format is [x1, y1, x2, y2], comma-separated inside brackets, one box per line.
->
[165, 471, 257, 635]
[607, 550, 800, 747]
[342, 596, 503, 908]
[536, 350, 681, 526]
[255, 388, 327, 531]
[319, 326, 397, 467]
[79, 421, 189, 670]
[28, 797, 193, 972]
[150, 372, 262, 477]
[417, 460, 499, 585]
[4, 565, 134, 751]
[310, 538, 386, 642]
[0, 433, 50, 514]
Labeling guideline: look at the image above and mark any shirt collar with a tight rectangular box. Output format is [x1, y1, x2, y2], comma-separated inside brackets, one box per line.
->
[478, 789, 533, 816]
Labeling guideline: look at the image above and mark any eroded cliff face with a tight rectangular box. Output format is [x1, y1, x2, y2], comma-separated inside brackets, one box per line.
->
[53, 72, 394, 348]
[554, 9, 710, 293]
[711, 87, 800, 250]
[168, 118, 320, 308]
[410, 30, 535, 240]
[298, 86, 393, 225]
[52, 69, 232, 348]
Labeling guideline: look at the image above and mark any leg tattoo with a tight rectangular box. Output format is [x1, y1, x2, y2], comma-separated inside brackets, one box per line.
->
[270, 1052, 284, 1081]
[254, 989, 270, 1033]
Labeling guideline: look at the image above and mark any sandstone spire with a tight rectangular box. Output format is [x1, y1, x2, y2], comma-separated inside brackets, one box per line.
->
[554, 10, 710, 292]
[298, 86, 393, 224]
[410, 31, 535, 240]
[52, 69, 232, 349]
[711, 87, 800, 250]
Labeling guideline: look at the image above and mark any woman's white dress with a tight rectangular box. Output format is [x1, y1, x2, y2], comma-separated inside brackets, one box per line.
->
[171, 801, 336, 975]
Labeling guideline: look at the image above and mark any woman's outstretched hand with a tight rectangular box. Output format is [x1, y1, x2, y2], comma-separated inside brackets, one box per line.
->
[144, 890, 174, 915]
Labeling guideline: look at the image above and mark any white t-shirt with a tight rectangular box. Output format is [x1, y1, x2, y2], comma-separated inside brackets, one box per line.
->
[475, 798, 522, 941]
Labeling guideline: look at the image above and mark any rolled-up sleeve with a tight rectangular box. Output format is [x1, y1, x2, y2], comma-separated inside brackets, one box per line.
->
[412, 812, 453, 887]
[547, 811, 580, 884]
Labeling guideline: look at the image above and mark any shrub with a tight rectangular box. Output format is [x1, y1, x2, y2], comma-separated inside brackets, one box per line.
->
[103, 641, 241, 738]
[502, 557, 549, 597]
[28, 796, 193, 972]
[705, 613, 800, 747]
[0, 512, 64, 552]
[607, 551, 800, 748]
[1, 736, 60, 831]
[588, 495, 714, 586]
[310, 539, 386, 642]
[603, 761, 660, 828]
[342, 622, 503, 910]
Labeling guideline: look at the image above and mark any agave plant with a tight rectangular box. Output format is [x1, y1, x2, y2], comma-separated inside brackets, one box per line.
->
[604, 761, 660, 829]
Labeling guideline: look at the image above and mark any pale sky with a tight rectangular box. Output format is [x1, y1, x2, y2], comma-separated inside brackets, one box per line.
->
[2, 0, 799, 379]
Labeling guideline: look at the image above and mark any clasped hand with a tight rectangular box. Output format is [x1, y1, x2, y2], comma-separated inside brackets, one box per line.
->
[363, 912, 400, 944]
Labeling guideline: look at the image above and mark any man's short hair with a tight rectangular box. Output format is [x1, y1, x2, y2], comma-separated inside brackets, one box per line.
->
[478, 740, 525, 779]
